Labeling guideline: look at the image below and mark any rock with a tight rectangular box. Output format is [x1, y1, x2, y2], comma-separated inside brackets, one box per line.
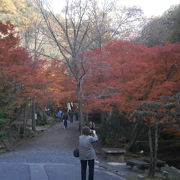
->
[162, 171, 169, 179]
[27, 119, 32, 126]
[107, 162, 126, 166]
[46, 116, 54, 124]
[137, 174, 145, 179]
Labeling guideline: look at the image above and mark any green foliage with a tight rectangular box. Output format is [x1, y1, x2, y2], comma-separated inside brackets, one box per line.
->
[0, 0, 37, 27]
[0, 118, 7, 125]
[136, 4, 180, 46]
[140, 102, 162, 109]
[131, 100, 179, 122]
[131, 110, 155, 119]
[0, 109, 7, 117]
[163, 102, 177, 109]
[166, 5, 180, 43]
[0, 109, 8, 138]
[0, 130, 7, 137]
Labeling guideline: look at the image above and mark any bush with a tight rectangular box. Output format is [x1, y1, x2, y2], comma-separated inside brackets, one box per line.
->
[0, 118, 7, 125]
[0, 130, 7, 137]
[99, 109, 133, 146]
[0, 109, 8, 139]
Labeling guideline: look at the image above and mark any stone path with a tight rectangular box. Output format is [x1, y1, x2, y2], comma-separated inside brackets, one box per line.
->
[0, 121, 124, 180]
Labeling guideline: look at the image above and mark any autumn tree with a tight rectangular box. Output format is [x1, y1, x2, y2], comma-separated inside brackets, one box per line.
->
[0, 0, 38, 31]
[82, 40, 147, 113]
[35, 0, 104, 128]
[82, 39, 180, 177]
[83, 40, 180, 114]
[35, 0, 145, 129]
[81, 40, 148, 146]
[0, 21, 36, 136]
[0, 22, 70, 136]
[0, 0, 70, 129]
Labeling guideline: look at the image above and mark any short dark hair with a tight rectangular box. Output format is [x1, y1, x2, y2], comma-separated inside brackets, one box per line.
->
[82, 126, 91, 135]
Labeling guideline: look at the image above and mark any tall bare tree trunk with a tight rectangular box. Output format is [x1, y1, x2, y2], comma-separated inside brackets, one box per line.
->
[125, 123, 144, 151]
[32, 100, 36, 131]
[154, 122, 158, 172]
[77, 80, 84, 130]
[148, 122, 159, 178]
[148, 125, 154, 178]
[23, 104, 28, 137]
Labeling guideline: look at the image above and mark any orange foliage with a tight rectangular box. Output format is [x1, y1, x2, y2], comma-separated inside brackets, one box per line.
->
[82, 40, 180, 114]
[0, 22, 75, 112]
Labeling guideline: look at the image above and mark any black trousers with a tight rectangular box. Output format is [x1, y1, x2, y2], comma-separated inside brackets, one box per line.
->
[80, 159, 94, 180]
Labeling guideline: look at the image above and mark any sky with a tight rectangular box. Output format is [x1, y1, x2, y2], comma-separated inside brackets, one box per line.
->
[120, 0, 180, 17]
[50, 0, 180, 17]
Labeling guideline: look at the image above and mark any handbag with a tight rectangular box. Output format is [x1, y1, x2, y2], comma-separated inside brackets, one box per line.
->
[73, 148, 79, 157]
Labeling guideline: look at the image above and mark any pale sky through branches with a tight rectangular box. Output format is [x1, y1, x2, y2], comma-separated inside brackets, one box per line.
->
[50, 0, 180, 17]
[121, 0, 180, 17]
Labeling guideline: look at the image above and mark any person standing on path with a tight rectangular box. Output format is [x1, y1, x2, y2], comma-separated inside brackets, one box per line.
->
[79, 126, 98, 180]
[62, 111, 68, 129]
[89, 121, 95, 130]
[56, 110, 62, 120]
[68, 110, 74, 123]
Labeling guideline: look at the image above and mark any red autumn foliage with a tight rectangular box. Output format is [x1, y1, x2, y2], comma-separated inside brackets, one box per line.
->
[82, 40, 180, 114]
[0, 22, 74, 113]
[0, 22, 35, 112]
[1, 21, 179, 129]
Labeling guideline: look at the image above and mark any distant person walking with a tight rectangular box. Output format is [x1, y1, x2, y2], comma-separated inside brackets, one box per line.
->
[62, 112, 68, 129]
[56, 110, 62, 120]
[79, 126, 98, 180]
[68, 110, 74, 123]
[89, 121, 95, 130]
